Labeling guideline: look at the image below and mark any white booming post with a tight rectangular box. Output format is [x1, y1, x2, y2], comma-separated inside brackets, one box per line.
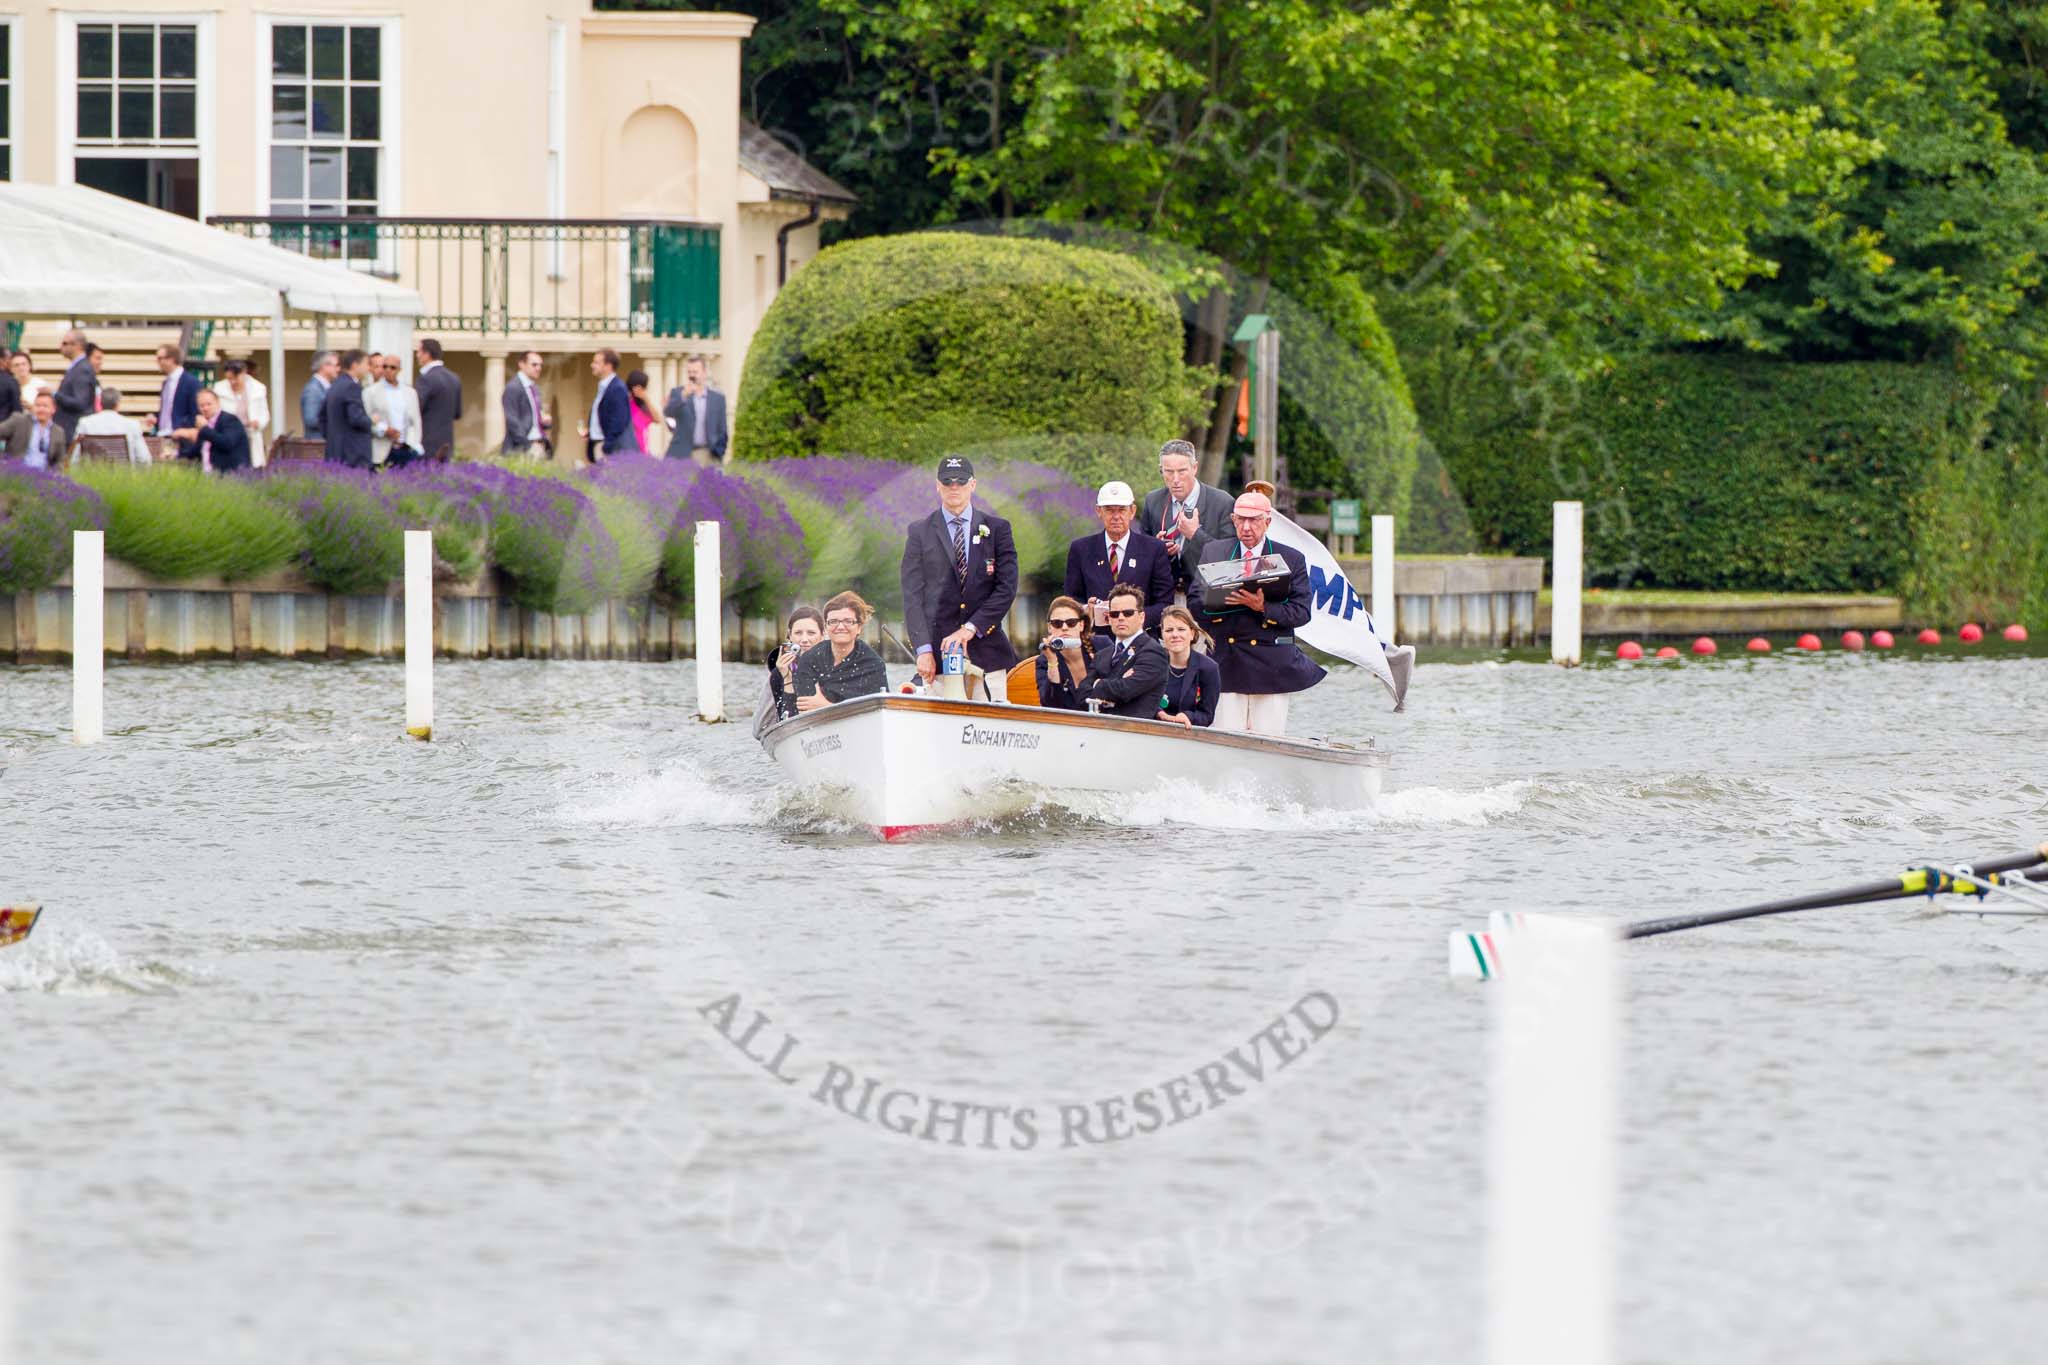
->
[1551, 500, 1583, 667]
[1487, 914, 1618, 1365]
[1370, 514, 1396, 642]
[72, 530, 104, 745]
[694, 520, 725, 723]
[404, 530, 432, 740]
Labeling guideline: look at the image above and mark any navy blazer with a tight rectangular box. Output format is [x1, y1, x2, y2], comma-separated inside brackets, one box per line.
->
[663, 386, 729, 457]
[1139, 480, 1236, 590]
[321, 375, 375, 468]
[158, 370, 201, 457]
[1062, 529, 1176, 632]
[1161, 651, 1222, 727]
[899, 505, 1020, 673]
[193, 411, 252, 473]
[300, 377, 329, 437]
[53, 355, 98, 444]
[1192, 539, 1327, 696]
[589, 377, 633, 459]
[416, 363, 462, 458]
[1082, 631, 1171, 718]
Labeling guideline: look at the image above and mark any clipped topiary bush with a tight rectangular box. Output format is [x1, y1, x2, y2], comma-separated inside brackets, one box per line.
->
[72, 464, 303, 582]
[0, 468, 108, 592]
[733, 232, 1204, 489]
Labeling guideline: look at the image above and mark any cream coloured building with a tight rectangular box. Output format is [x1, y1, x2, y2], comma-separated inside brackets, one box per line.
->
[0, 2, 853, 455]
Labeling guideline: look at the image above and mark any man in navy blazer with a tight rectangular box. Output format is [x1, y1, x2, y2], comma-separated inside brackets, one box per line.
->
[52, 329, 99, 450]
[1081, 583, 1171, 718]
[586, 348, 633, 461]
[414, 337, 462, 459]
[189, 389, 252, 473]
[1138, 438, 1236, 596]
[149, 343, 202, 459]
[899, 455, 1020, 688]
[662, 356, 728, 463]
[1192, 490, 1326, 735]
[1063, 478, 1176, 635]
[322, 350, 376, 468]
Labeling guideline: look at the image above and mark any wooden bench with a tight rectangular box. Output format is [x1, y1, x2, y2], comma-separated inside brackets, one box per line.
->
[270, 436, 326, 463]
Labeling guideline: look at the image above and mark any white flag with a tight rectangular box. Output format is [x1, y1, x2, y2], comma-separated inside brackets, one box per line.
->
[1263, 511, 1408, 708]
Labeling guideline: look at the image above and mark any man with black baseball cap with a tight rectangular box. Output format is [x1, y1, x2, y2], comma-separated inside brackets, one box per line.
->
[899, 455, 1019, 692]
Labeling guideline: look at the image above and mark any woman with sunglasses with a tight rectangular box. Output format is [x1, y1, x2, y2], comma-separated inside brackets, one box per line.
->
[768, 605, 826, 721]
[1156, 606, 1220, 729]
[794, 591, 889, 712]
[1034, 594, 1096, 711]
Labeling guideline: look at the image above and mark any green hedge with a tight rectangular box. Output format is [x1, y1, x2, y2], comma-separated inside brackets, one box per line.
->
[1440, 353, 1985, 592]
[1903, 389, 2048, 623]
[732, 232, 1204, 489]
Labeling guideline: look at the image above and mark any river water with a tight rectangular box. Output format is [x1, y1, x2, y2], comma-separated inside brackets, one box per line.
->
[4, 645, 2046, 1364]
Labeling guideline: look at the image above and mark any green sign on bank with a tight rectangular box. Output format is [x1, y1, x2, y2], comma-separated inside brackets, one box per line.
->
[1330, 499, 1362, 536]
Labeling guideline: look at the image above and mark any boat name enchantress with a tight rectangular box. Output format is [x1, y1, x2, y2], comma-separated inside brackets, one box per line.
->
[801, 734, 842, 758]
[961, 724, 1042, 750]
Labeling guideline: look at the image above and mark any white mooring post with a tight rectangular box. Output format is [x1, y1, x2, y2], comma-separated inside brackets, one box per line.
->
[1370, 514, 1396, 641]
[1551, 500, 1583, 667]
[0, 1166, 12, 1365]
[694, 520, 725, 723]
[72, 530, 104, 745]
[1488, 914, 1618, 1365]
[404, 530, 432, 740]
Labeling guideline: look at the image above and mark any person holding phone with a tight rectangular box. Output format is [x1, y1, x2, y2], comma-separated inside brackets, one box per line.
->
[768, 606, 826, 721]
[1033, 595, 1096, 711]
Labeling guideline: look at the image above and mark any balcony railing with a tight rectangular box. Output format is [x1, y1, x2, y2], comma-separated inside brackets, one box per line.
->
[209, 216, 720, 339]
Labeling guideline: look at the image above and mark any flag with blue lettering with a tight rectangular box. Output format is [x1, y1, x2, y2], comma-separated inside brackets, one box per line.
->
[1262, 511, 1401, 703]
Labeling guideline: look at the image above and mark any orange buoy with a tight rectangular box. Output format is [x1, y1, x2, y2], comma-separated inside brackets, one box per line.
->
[1796, 633, 1822, 651]
[1746, 637, 1772, 652]
[1917, 628, 1942, 645]
[2004, 623, 2028, 642]
[1842, 630, 1865, 651]
[1871, 630, 1895, 648]
[1959, 623, 1983, 643]
[1692, 636, 1717, 655]
[1655, 645, 1680, 659]
[1616, 640, 1644, 660]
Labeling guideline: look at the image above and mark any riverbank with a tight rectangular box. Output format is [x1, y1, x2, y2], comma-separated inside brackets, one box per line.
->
[1536, 587, 1906, 638]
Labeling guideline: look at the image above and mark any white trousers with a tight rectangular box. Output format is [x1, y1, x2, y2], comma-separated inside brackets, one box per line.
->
[1214, 692, 1290, 735]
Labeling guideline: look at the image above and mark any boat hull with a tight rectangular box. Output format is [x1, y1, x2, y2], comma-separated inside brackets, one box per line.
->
[762, 695, 1386, 837]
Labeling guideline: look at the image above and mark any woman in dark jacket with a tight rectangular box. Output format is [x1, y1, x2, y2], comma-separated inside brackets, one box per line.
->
[1157, 606, 1220, 728]
[1033, 594, 1096, 711]
[793, 591, 888, 710]
[768, 605, 825, 722]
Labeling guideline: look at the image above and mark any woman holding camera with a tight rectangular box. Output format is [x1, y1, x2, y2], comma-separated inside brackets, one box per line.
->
[1034, 595, 1095, 711]
[767, 605, 825, 721]
[1157, 606, 1221, 729]
[794, 592, 889, 711]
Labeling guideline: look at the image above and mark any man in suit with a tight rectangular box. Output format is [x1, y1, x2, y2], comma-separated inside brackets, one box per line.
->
[1081, 584, 1170, 718]
[1063, 479, 1176, 635]
[663, 355, 727, 464]
[899, 454, 1020, 691]
[148, 344, 202, 459]
[369, 353, 423, 465]
[0, 348, 20, 423]
[189, 389, 252, 474]
[501, 349, 551, 457]
[322, 350, 376, 468]
[414, 338, 462, 459]
[1, 393, 58, 467]
[300, 351, 338, 438]
[586, 348, 632, 461]
[1139, 438, 1237, 597]
[52, 329, 98, 451]
[1191, 490, 1326, 735]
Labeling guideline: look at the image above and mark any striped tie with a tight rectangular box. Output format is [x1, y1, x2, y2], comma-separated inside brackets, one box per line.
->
[952, 516, 967, 582]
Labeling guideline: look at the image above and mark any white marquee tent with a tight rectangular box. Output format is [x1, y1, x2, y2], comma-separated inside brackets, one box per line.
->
[0, 182, 424, 390]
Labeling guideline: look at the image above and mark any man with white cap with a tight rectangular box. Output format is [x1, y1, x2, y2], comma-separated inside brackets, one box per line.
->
[1139, 438, 1235, 599]
[1192, 490, 1325, 734]
[1062, 478, 1175, 635]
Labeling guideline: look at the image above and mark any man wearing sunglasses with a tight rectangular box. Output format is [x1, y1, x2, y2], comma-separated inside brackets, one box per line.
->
[900, 455, 1019, 693]
[1078, 585, 1169, 718]
[1192, 490, 1324, 734]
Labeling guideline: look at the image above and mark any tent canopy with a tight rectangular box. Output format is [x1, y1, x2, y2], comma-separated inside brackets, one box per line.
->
[0, 182, 424, 320]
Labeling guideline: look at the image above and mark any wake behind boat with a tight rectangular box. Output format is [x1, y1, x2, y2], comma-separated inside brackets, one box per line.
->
[761, 694, 1388, 839]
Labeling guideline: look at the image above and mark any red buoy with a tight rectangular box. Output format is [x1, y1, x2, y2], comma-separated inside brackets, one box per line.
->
[1655, 645, 1680, 659]
[2005, 623, 2029, 642]
[1796, 633, 1822, 651]
[1616, 640, 1643, 660]
[1746, 637, 1772, 652]
[1841, 630, 1866, 651]
[1692, 636, 1718, 655]
[1871, 629, 1895, 648]
[1959, 622, 1984, 643]
[1917, 628, 1942, 645]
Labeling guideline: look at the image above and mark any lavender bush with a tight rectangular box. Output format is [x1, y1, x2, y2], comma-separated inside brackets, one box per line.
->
[587, 457, 809, 614]
[249, 464, 405, 595]
[0, 468, 108, 593]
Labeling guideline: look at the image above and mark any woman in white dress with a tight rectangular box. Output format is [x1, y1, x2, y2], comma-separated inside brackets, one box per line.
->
[211, 359, 271, 466]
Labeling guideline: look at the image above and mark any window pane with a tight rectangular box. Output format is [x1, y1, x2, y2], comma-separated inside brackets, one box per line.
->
[160, 88, 196, 140]
[308, 148, 342, 199]
[79, 26, 113, 79]
[0, 96, 9, 142]
[311, 84, 344, 138]
[118, 87, 154, 139]
[0, 148, 10, 183]
[78, 87, 112, 138]
[270, 146, 304, 199]
[272, 26, 305, 77]
[160, 27, 196, 80]
[349, 27, 380, 81]
[311, 26, 344, 80]
[118, 26, 155, 79]
[346, 147, 377, 200]
[271, 85, 307, 140]
[346, 222, 379, 259]
[349, 86, 379, 141]
[0, 29, 10, 79]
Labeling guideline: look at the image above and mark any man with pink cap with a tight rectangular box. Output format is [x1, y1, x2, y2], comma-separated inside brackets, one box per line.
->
[1191, 490, 1325, 734]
